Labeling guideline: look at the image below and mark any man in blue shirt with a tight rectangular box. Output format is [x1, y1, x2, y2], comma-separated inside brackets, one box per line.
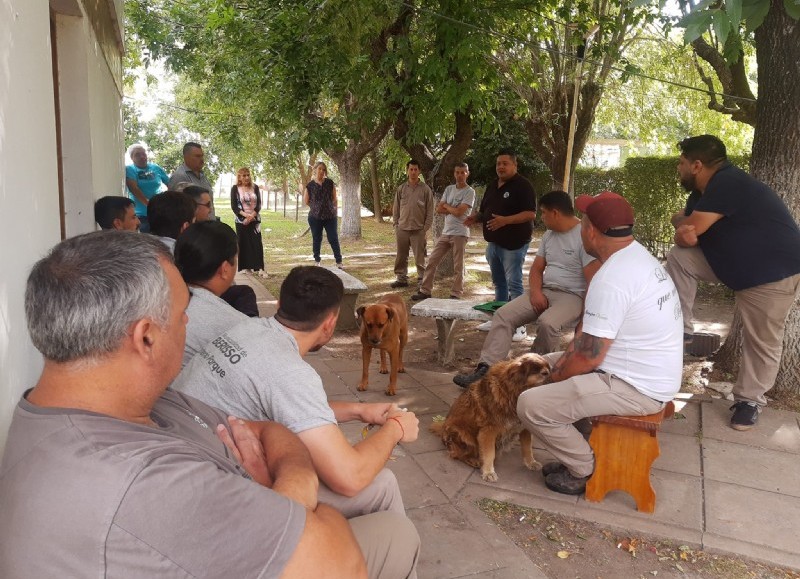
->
[667, 135, 800, 431]
[125, 144, 169, 233]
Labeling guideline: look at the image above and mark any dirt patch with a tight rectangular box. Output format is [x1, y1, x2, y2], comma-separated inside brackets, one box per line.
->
[477, 498, 800, 579]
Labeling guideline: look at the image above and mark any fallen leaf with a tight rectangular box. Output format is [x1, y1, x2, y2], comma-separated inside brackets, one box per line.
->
[673, 412, 687, 420]
[557, 551, 570, 559]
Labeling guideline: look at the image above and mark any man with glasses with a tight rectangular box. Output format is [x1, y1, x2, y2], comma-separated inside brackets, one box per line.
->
[184, 185, 214, 222]
[125, 144, 169, 233]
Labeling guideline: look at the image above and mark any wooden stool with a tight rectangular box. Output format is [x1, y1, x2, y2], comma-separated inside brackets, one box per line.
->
[585, 401, 675, 513]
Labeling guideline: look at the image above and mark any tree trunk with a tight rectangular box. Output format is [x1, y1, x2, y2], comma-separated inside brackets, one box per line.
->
[751, 2, 800, 396]
[282, 176, 288, 218]
[335, 153, 365, 239]
[369, 151, 383, 223]
[711, 308, 743, 376]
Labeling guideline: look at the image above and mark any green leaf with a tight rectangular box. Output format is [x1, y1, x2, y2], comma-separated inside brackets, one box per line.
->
[680, 11, 714, 44]
[785, 0, 800, 19]
[727, 0, 743, 30]
[741, 0, 771, 32]
[712, 10, 731, 46]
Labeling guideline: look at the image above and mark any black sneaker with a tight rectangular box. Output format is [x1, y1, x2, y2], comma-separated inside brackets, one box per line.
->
[544, 469, 590, 495]
[453, 363, 489, 388]
[390, 280, 409, 288]
[730, 401, 760, 431]
[541, 462, 567, 477]
[410, 291, 431, 301]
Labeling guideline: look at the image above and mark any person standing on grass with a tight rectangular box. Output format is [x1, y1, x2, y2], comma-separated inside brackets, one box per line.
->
[230, 167, 267, 278]
[411, 162, 475, 300]
[464, 149, 536, 339]
[390, 160, 434, 289]
[304, 161, 343, 268]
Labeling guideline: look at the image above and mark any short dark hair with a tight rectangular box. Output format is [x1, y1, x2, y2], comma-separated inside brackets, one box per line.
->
[183, 142, 202, 156]
[406, 160, 420, 169]
[183, 185, 210, 203]
[276, 266, 344, 332]
[538, 191, 574, 216]
[678, 135, 727, 166]
[94, 196, 134, 229]
[455, 162, 469, 171]
[147, 191, 196, 239]
[174, 221, 238, 284]
[497, 148, 517, 163]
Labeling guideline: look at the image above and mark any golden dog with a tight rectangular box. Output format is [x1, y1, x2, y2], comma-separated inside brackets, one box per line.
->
[356, 294, 408, 396]
[431, 353, 550, 482]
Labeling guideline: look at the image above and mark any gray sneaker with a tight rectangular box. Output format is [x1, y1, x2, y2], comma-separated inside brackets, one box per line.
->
[453, 363, 489, 388]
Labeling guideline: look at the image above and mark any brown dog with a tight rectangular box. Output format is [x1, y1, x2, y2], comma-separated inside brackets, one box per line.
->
[431, 353, 550, 482]
[356, 294, 408, 396]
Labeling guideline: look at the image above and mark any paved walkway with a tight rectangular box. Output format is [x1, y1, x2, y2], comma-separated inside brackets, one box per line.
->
[238, 273, 800, 577]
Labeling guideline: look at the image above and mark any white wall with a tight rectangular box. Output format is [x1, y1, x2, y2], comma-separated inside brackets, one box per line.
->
[0, 0, 123, 457]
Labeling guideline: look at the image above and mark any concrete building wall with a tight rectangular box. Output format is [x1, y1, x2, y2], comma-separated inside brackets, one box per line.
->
[0, 0, 123, 456]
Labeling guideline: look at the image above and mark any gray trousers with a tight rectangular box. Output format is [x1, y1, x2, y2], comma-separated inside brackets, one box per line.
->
[319, 468, 405, 518]
[666, 245, 800, 406]
[517, 353, 664, 478]
[479, 288, 584, 365]
[394, 228, 427, 282]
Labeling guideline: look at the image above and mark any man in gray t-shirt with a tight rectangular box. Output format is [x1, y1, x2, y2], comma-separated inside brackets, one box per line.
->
[412, 162, 476, 300]
[173, 266, 421, 520]
[0, 232, 420, 579]
[183, 285, 247, 367]
[454, 191, 600, 387]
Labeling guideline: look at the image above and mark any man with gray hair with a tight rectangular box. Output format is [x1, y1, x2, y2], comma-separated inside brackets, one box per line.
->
[169, 141, 216, 220]
[0, 231, 420, 579]
[125, 143, 169, 233]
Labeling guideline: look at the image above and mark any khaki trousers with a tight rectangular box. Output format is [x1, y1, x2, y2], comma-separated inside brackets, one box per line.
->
[394, 228, 427, 283]
[479, 288, 583, 364]
[419, 234, 468, 297]
[517, 352, 664, 478]
[666, 245, 800, 406]
[318, 468, 405, 518]
[350, 511, 420, 579]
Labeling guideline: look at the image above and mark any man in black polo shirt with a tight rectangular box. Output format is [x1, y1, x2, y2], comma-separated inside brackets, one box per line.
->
[465, 149, 536, 335]
[666, 135, 800, 431]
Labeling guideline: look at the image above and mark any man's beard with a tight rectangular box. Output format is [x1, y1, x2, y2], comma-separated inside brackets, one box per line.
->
[680, 173, 696, 192]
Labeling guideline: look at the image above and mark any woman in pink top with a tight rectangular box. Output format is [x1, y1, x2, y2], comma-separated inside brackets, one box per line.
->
[230, 167, 266, 277]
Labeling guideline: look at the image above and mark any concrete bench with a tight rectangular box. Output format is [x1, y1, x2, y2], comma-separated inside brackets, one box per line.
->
[321, 266, 367, 331]
[410, 298, 491, 365]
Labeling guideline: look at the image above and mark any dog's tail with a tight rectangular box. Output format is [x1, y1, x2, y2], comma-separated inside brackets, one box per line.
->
[429, 421, 444, 436]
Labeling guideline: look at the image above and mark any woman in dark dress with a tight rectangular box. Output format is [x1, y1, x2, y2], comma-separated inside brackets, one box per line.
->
[230, 167, 266, 277]
[303, 162, 343, 268]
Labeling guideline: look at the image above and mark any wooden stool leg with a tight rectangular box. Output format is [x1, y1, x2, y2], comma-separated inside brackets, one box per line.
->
[586, 423, 660, 513]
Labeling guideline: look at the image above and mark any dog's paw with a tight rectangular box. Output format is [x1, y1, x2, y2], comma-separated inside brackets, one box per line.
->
[357, 382, 368, 392]
[524, 459, 543, 471]
[398, 366, 406, 373]
[379, 368, 389, 374]
[384, 388, 397, 396]
[481, 470, 498, 482]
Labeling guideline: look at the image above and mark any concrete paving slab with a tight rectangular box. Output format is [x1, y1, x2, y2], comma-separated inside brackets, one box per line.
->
[661, 398, 702, 436]
[412, 450, 474, 500]
[407, 367, 458, 388]
[702, 438, 800, 497]
[407, 503, 545, 579]
[315, 367, 354, 396]
[318, 356, 364, 372]
[704, 479, 800, 569]
[387, 454, 450, 510]
[336, 368, 425, 393]
[701, 399, 800, 454]
[426, 383, 462, 407]
[352, 387, 451, 416]
[405, 413, 449, 455]
[655, 431, 702, 477]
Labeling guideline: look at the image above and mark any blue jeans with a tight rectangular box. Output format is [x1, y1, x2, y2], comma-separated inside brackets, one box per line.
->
[486, 242, 528, 302]
[308, 216, 343, 263]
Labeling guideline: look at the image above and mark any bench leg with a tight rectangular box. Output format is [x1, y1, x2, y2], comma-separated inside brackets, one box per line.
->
[336, 293, 359, 331]
[434, 318, 460, 365]
[585, 424, 659, 513]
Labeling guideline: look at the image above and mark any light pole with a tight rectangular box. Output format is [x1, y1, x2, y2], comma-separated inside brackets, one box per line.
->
[563, 24, 599, 199]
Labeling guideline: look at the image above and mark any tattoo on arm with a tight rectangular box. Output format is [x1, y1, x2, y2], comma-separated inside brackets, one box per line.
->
[576, 333, 604, 359]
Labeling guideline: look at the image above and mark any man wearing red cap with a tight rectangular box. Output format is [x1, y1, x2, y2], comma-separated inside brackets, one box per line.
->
[516, 192, 684, 496]
[668, 135, 800, 431]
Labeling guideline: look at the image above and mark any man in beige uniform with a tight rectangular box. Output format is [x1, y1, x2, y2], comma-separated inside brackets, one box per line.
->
[391, 160, 434, 288]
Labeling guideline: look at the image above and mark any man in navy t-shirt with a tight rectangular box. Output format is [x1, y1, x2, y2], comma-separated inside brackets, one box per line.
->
[666, 135, 800, 431]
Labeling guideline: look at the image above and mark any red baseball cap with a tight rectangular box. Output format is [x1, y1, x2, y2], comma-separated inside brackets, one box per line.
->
[574, 191, 634, 236]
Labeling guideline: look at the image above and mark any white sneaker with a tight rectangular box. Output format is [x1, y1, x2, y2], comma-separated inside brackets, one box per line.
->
[477, 320, 493, 332]
[512, 326, 528, 342]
